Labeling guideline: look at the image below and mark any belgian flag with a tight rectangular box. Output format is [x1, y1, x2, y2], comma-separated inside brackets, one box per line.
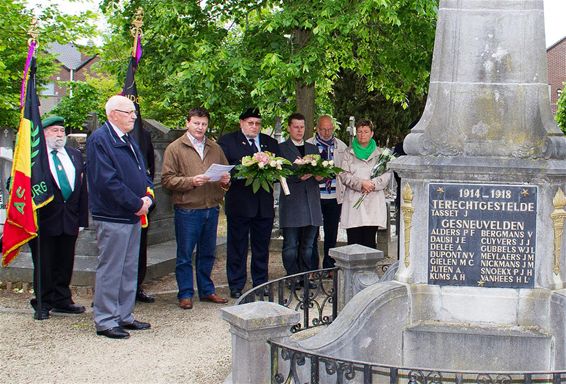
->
[2, 42, 53, 266]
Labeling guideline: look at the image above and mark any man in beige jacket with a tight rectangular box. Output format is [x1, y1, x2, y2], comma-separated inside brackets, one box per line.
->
[161, 107, 230, 310]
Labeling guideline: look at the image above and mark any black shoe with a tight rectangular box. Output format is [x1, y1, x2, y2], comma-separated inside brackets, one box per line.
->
[230, 290, 242, 299]
[295, 279, 318, 290]
[136, 290, 155, 303]
[33, 308, 50, 320]
[306, 281, 318, 290]
[96, 327, 130, 339]
[285, 280, 301, 291]
[120, 320, 151, 331]
[52, 303, 86, 314]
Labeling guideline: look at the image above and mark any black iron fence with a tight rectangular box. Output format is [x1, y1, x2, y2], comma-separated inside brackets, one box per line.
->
[269, 341, 566, 384]
[237, 268, 338, 333]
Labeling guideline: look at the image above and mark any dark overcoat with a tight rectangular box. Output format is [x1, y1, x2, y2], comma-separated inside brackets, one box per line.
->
[278, 139, 323, 228]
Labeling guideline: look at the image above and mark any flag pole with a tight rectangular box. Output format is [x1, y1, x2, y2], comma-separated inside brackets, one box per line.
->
[26, 18, 47, 320]
[130, 8, 143, 58]
[126, 8, 144, 150]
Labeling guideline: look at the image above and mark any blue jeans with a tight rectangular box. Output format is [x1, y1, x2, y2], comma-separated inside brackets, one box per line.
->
[282, 226, 318, 275]
[175, 206, 219, 299]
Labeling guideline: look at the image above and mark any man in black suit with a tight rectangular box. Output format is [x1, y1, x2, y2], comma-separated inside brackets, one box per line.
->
[30, 116, 88, 320]
[218, 108, 280, 298]
[136, 127, 156, 303]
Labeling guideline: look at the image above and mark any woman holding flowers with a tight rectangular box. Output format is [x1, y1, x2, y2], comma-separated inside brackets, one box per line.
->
[279, 113, 323, 277]
[338, 120, 392, 249]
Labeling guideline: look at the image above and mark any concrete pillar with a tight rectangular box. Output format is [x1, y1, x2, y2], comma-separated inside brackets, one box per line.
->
[221, 302, 300, 384]
[330, 244, 383, 310]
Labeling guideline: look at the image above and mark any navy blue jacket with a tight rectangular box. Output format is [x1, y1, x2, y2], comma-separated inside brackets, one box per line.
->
[218, 131, 280, 218]
[86, 122, 152, 224]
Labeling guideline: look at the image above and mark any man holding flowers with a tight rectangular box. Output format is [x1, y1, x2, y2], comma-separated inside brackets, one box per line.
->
[218, 108, 280, 299]
[162, 107, 230, 309]
[278, 113, 323, 278]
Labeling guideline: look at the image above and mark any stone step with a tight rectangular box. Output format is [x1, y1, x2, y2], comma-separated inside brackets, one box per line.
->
[1, 235, 398, 288]
[403, 321, 552, 371]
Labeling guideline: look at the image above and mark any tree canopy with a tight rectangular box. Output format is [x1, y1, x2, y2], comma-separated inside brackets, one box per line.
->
[0, 0, 97, 128]
[100, 0, 437, 141]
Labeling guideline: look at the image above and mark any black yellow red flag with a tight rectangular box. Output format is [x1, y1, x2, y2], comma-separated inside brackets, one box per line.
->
[2, 41, 53, 266]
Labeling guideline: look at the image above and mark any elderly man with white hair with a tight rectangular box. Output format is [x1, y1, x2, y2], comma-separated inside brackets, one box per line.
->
[86, 95, 154, 339]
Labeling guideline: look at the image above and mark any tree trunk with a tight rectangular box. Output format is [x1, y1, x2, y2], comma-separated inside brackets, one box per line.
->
[293, 28, 315, 138]
[295, 82, 315, 138]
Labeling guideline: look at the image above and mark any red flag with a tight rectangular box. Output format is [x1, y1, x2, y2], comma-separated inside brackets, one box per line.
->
[2, 42, 53, 266]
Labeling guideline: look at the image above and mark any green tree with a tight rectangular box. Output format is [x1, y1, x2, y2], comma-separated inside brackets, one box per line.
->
[0, 0, 97, 128]
[50, 75, 120, 131]
[332, 69, 427, 147]
[557, 86, 566, 133]
[100, 0, 437, 138]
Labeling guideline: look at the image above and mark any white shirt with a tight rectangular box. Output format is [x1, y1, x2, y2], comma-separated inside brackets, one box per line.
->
[109, 122, 141, 168]
[291, 139, 304, 146]
[48, 147, 75, 192]
[187, 132, 206, 160]
[242, 131, 260, 151]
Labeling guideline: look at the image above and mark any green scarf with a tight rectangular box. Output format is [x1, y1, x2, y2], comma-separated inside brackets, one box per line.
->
[352, 137, 377, 160]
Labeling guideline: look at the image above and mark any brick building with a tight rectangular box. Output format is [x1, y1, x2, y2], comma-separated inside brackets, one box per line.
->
[547, 37, 566, 115]
[40, 42, 99, 113]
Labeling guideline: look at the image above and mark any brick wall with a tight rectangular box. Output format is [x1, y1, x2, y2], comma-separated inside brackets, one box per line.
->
[41, 54, 99, 114]
[547, 37, 566, 115]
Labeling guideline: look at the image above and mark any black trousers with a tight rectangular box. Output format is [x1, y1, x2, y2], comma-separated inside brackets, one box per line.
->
[137, 225, 149, 291]
[346, 226, 378, 249]
[226, 215, 273, 291]
[311, 198, 341, 269]
[30, 234, 78, 309]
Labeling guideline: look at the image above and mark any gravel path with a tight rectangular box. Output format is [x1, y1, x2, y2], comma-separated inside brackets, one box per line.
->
[0, 252, 288, 384]
[0, 287, 233, 383]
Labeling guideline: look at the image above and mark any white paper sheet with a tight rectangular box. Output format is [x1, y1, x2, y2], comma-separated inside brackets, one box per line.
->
[204, 164, 235, 181]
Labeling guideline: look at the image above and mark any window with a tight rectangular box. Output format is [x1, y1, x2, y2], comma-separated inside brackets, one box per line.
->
[40, 82, 56, 96]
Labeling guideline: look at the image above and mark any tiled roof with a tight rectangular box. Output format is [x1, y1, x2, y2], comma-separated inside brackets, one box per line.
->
[46, 42, 95, 70]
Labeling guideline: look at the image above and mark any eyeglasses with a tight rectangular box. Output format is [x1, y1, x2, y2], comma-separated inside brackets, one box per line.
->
[114, 109, 137, 117]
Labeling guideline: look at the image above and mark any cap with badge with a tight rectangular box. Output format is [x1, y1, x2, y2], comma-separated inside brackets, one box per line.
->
[42, 116, 65, 129]
[239, 107, 261, 120]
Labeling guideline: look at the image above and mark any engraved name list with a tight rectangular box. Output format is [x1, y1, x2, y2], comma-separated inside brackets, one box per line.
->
[428, 183, 537, 288]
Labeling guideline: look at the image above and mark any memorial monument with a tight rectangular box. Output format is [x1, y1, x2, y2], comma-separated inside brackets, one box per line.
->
[295, 0, 566, 371]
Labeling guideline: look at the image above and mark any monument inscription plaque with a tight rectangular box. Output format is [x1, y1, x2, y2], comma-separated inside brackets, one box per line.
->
[428, 182, 537, 288]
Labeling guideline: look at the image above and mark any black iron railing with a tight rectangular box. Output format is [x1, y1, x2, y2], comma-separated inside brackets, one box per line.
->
[237, 268, 338, 333]
[269, 341, 566, 384]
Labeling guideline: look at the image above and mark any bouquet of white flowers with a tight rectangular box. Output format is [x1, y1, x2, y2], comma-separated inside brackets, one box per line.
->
[353, 148, 396, 209]
[234, 151, 293, 194]
[293, 154, 343, 178]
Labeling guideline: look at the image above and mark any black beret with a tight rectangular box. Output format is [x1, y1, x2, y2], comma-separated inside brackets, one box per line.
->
[42, 115, 65, 129]
[239, 107, 261, 120]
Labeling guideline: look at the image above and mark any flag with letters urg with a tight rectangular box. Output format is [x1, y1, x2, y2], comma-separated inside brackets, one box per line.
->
[2, 42, 53, 267]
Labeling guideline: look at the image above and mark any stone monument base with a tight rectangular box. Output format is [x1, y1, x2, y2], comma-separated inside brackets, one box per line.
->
[404, 322, 551, 370]
[299, 281, 566, 370]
